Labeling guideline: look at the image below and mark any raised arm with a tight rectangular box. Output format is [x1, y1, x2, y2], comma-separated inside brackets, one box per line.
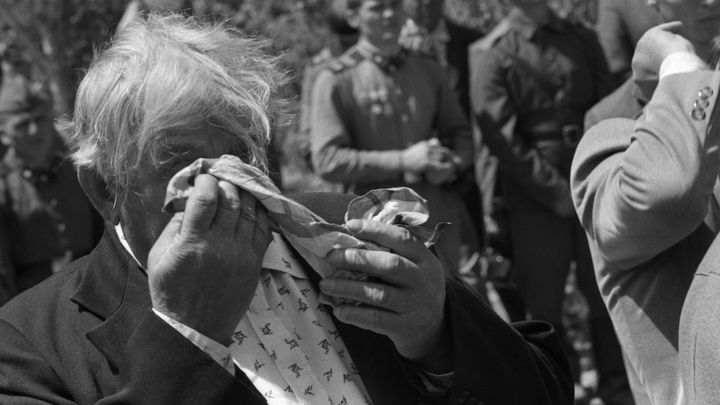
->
[571, 25, 720, 267]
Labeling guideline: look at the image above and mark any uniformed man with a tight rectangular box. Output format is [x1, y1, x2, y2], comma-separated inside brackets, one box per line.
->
[468, 1, 629, 404]
[310, 0, 476, 273]
[0, 71, 101, 305]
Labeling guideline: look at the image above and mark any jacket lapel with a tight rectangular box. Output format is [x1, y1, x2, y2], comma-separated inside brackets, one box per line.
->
[70, 229, 152, 370]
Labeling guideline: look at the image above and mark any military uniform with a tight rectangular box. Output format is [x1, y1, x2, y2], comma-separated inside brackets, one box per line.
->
[310, 39, 476, 272]
[469, 8, 631, 405]
[0, 143, 101, 305]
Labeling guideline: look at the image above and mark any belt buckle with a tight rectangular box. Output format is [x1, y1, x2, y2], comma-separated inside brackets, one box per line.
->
[561, 124, 581, 148]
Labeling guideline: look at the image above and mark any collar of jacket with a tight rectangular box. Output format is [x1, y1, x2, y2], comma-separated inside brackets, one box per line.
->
[356, 38, 409, 73]
[507, 6, 565, 40]
[69, 229, 151, 369]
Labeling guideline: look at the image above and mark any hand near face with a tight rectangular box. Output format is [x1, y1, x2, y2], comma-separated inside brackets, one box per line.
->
[147, 174, 272, 345]
[633, 22, 695, 82]
[320, 220, 452, 372]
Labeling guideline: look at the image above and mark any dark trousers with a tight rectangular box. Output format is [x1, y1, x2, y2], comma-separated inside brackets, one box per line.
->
[508, 205, 633, 405]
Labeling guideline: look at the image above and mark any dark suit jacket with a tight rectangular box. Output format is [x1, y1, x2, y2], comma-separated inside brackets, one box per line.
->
[0, 192, 572, 404]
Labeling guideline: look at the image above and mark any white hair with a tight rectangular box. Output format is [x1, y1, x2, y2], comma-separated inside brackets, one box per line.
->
[60, 13, 286, 190]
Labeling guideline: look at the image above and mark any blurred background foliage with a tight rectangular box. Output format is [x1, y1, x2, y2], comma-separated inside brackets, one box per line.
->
[0, 0, 598, 186]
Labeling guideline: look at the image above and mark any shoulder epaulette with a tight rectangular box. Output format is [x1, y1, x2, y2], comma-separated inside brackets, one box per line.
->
[470, 18, 512, 52]
[325, 49, 364, 74]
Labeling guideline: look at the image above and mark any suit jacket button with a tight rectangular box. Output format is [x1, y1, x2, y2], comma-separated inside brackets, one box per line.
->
[695, 98, 710, 109]
[692, 108, 707, 121]
[699, 86, 714, 99]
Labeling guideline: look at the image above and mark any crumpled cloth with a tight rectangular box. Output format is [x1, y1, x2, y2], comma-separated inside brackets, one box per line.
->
[163, 154, 446, 282]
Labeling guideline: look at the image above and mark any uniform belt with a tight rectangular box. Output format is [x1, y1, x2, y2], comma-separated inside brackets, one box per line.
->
[522, 124, 582, 148]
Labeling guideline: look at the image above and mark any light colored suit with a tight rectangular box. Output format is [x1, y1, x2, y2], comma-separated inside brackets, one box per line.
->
[571, 71, 720, 405]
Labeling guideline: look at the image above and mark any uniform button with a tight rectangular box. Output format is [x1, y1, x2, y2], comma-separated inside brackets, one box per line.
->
[692, 108, 707, 120]
[49, 199, 58, 207]
[699, 86, 714, 99]
[695, 98, 710, 109]
[57, 223, 67, 233]
[401, 114, 409, 122]
[22, 169, 32, 179]
[395, 89, 402, 96]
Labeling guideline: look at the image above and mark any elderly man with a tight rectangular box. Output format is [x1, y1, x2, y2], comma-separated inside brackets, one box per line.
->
[0, 13, 572, 404]
[571, 1, 720, 403]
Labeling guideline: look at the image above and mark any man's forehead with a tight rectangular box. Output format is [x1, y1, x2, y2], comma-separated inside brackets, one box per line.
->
[159, 125, 243, 152]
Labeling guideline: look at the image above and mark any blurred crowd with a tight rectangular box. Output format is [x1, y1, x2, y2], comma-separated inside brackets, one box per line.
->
[0, 0, 718, 404]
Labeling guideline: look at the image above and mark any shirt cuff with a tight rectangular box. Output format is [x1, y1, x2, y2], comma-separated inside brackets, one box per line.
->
[659, 52, 709, 80]
[152, 308, 234, 375]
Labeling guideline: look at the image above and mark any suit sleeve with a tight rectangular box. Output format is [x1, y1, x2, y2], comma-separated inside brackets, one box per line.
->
[444, 277, 573, 404]
[571, 71, 720, 268]
[470, 49, 574, 216]
[310, 69, 407, 184]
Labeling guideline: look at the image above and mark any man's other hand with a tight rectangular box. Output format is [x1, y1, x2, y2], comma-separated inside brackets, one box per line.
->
[401, 139, 454, 174]
[633, 22, 694, 85]
[147, 174, 272, 345]
[320, 219, 452, 373]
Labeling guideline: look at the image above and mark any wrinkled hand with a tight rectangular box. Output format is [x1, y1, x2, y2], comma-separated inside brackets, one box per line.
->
[633, 22, 695, 94]
[320, 219, 451, 372]
[147, 174, 272, 345]
[401, 139, 454, 174]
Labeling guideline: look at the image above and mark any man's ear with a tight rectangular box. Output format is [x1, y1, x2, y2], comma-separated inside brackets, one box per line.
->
[78, 167, 120, 225]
